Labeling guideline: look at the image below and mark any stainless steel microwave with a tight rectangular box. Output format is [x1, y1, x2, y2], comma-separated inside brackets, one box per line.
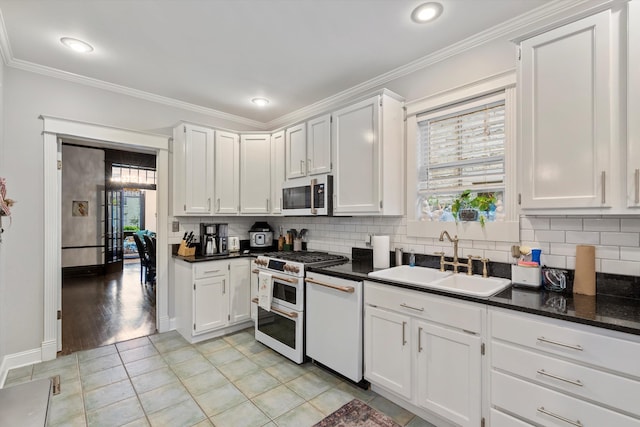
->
[282, 175, 333, 216]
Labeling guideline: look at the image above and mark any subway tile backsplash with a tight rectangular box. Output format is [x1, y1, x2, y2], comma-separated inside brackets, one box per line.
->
[169, 215, 640, 277]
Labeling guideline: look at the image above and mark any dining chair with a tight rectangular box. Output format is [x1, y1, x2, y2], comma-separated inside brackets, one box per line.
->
[143, 234, 157, 285]
[132, 233, 149, 284]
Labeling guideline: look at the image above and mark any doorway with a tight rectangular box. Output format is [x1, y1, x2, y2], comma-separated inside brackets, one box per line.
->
[60, 142, 158, 354]
[41, 116, 170, 362]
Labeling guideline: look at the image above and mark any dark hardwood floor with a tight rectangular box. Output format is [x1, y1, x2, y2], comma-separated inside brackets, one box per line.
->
[60, 261, 156, 355]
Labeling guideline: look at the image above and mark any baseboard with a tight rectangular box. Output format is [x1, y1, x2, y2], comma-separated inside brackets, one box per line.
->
[41, 339, 57, 362]
[370, 384, 455, 427]
[165, 316, 175, 333]
[0, 347, 42, 388]
[62, 264, 105, 278]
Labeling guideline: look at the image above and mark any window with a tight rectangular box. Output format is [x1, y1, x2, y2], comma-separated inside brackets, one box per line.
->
[404, 71, 519, 242]
[416, 94, 506, 224]
[111, 165, 157, 186]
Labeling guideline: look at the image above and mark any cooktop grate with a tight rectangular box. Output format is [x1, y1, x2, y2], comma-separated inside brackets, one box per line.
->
[262, 251, 348, 267]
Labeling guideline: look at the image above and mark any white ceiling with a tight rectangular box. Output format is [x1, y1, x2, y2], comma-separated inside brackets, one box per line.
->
[0, 0, 552, 125]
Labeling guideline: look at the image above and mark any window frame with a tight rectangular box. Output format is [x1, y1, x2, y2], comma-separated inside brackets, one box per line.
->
[405, 71, 519, 242]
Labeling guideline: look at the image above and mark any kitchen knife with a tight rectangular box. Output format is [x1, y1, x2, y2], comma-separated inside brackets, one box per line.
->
[182, 232, 188, 241]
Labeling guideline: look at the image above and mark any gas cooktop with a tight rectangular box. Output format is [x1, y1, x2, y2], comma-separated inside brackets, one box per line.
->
[261, 251, 348, 267]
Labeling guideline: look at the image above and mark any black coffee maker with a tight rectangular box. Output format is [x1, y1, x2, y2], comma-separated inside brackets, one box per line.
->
[200, 223, 229, 256]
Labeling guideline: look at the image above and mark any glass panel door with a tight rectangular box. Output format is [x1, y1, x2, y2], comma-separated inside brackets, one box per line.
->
[105, 189, 123, 273]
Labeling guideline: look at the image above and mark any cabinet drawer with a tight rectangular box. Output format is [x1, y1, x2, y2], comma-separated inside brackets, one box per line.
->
[491, 371, 640, 427]
[492, 341, 640, 417]
[194, 261, 226, 279]
[490, 309, 640, 378]
[490, 409, 533, 426]
[365, 281, 483, 334]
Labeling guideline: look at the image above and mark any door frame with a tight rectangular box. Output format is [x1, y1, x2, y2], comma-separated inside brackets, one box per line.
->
[41, 116, 170, 360]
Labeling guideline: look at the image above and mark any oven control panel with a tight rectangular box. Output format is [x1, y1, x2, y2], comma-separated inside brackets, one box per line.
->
[255, 257, 302, 276]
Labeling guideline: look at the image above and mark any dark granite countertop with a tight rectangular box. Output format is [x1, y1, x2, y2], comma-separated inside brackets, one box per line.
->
[172, 252, 256, 263]
[308, 261, 640, 336]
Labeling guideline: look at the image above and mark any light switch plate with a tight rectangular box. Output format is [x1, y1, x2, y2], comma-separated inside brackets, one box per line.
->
[172, 221, 180, 232]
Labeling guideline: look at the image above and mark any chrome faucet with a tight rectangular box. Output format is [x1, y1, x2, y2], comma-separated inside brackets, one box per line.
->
[438, 231, 473, 274]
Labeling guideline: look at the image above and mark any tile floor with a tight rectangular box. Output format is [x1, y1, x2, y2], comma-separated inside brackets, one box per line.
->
[4, 329, 435, 427]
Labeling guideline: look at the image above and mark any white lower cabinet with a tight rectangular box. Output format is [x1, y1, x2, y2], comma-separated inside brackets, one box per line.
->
[175, 258, 252, 343]
[416, 321, 481, 426]
[364, 281, 484, 427]
[193, 273, 227, 334]
[364, 306, 412, 399]
[489, 308, 640, 426]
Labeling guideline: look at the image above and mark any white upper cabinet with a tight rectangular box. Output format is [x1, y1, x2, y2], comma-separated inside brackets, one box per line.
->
[628, 1, 640, 208]
[240, 134, 272, 214]
[306, 114, 332, 175]
[214, 131, 240, 215]
[285, 123, 307, 179]
[285, 115, 331, 181]
[519, 10, 615, 211]
[332, 91, 404, 216]
[172, 123, 214, 215]
[270, 130, 285, 214]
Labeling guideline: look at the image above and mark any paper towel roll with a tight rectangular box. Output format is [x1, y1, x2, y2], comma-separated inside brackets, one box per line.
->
[372, 235, 390, 269]
[573, 245, 596, 296]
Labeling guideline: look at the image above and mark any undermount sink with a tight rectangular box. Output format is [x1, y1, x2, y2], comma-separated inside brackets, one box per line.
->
[368, 265, 511, 298]
[368, 265, 452, 285]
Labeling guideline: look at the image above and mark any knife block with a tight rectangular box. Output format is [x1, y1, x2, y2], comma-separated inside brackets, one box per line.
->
[177, 241, 196, 257]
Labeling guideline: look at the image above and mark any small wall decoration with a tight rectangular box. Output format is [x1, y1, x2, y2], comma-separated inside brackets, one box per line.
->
[0, 177, 15, 217]
[72, 200, 89, 217]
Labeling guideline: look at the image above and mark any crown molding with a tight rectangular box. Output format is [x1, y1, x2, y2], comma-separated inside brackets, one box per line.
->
[265, 0, 601, 129]
[0, 0, 614, 132]
[7, 58, 267, 129]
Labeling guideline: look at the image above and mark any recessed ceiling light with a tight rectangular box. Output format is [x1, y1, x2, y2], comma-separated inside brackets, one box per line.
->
[251, 97, 269, 107]
[60, 37, 94, 53]
[411, 2, 443, 23]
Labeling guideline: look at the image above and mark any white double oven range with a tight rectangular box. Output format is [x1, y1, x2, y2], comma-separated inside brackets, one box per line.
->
[253, 251, 348, 363]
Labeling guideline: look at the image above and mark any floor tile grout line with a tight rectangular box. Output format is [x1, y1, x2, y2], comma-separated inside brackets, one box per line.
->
[113, 336, 153, 426]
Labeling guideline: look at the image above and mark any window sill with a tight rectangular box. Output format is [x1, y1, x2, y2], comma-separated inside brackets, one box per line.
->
[407, 220, 520, 242]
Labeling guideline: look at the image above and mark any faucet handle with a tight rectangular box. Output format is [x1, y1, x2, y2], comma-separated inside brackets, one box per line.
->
[479, 257, 490, 278]
[467, 255, 481, 275]
[433, 252, 445, 272]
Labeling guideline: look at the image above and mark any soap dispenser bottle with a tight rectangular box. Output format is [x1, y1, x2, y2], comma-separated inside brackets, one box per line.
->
[409, 249, 416, 267]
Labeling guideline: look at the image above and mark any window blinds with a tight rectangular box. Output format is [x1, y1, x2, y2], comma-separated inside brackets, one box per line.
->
[417, 100, 505, 201]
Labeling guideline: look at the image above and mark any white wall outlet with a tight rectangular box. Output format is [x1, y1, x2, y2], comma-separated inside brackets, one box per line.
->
[365, 234, 372, 245]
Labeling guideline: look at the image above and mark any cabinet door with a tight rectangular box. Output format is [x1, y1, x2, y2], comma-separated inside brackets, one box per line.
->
[520, 11, 612, 209]
[178, 124, 215, 214]
[271, 131, 285, 214]
[307, 114, 331, 175]
[364, 305, 412, 399]
[229, 259, 251, 324]
[193, 275, 227, 334]
[332, 96, 381, 214]
[214, 131, 239, 214]
[240, 134, 272, 214]
[628, 1, 640, 208]
[285, 123, 307, 179]
[416, 320, 481, 427]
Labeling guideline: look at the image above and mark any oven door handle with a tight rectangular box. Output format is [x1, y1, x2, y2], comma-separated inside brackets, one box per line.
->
[251, 298, 298, 319]
[305, 277, 354, 293]
[252, 269, 298, 284]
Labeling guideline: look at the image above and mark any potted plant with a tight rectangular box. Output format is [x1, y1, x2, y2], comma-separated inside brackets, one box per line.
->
[451, 190, 496, 226]
[470, 192, 496, 226]
[451, 190, 477, 222]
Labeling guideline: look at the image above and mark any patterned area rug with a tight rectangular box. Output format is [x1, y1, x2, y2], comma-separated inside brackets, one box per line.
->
[313, 399, 402, 427]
